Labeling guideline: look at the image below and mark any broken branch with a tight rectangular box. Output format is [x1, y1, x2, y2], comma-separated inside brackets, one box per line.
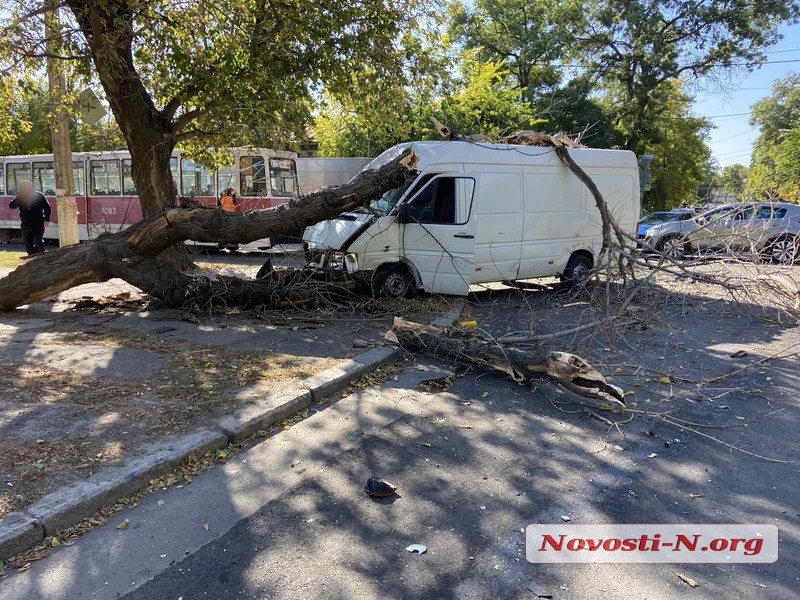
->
[389, 317, 625, 406]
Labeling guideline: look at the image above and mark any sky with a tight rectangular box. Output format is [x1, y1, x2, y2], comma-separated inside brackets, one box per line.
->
[693, 21, 800, 168]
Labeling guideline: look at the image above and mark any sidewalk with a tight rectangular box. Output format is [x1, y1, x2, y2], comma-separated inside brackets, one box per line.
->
[0, 274, 453, 553]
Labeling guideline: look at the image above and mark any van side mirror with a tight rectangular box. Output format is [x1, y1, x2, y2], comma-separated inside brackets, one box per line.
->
[397, 203, 411, 224]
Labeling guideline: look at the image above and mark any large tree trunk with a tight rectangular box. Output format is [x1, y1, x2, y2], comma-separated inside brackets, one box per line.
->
[0, 150, 417, 311]
[65, 1, 189, 268]
[66, 0, 176, 217]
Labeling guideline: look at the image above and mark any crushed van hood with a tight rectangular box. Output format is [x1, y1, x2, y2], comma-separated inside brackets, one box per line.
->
[303, 212, 375, 250]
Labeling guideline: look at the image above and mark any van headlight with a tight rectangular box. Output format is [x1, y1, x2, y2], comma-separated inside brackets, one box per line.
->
[329, 252, 359, 274]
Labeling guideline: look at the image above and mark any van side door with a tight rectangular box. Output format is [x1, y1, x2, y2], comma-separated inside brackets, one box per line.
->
[399, 175, 477, 295]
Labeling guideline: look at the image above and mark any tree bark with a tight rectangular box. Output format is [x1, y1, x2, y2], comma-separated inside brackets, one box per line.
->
[64, 0, 190, 268]
[0, 149, 417, 311]
[65, 0, 177, 217]
[389, 318, 625, 406]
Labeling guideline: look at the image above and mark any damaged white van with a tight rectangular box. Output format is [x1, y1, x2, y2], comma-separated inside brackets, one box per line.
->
[303, 141, 640, 297]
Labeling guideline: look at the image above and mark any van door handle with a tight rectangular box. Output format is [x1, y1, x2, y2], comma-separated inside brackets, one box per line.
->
[453, 233, 474, 239]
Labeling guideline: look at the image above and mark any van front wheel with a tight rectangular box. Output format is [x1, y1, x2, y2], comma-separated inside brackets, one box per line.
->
[371, 264, 417, 299]
[561, 253, 593, 286]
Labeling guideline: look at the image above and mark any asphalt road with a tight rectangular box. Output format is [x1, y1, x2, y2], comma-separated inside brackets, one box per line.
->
[3, 285, 798, 600]
[117, 363, 797, 600]
[124, 293, 799, 600]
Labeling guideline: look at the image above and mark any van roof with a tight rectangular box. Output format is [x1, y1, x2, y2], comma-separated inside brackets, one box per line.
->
[382, 140, 638, 170]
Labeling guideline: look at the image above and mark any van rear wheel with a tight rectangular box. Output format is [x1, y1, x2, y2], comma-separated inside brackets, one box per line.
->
[561, 253, 593, 286]
[371, 264, 416, 299]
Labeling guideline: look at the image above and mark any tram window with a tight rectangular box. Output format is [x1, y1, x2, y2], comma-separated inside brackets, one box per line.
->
[73, 162, 86, 196]
[6, 162, 31, 195]
[181, 159, 215, 196]
[239, 156, 268, 197]
[0, 165, 4, 195]
[268, 158, 297, 198]
[121, 159, 137, 195]
[217, 163, 236, 196]
[33, 162, 56, 195]
[90, 160, 121, 195]
[30, 161, 86, 195]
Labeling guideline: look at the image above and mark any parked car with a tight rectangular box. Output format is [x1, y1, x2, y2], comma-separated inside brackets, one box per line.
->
[303, 141, 641, 297]
[637, 209, 695, 241]
[644, 202, 800, 263]
[643, 204, 740, 257]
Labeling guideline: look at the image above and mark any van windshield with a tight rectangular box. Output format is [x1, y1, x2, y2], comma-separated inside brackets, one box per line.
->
[361, 182, 411, 215]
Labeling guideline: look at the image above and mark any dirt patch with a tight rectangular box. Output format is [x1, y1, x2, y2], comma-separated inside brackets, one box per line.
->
[0, 258, 452, 520]
[0, 313, 349, 518]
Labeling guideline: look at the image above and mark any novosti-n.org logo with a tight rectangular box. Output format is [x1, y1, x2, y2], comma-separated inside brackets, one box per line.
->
[526, 524, 779, 563]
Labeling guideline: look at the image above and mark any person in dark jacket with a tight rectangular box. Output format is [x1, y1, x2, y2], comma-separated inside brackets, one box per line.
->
[9, 180, 51, 255]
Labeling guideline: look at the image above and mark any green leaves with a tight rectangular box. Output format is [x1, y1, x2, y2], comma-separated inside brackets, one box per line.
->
[575, 0, 800, 152]
[747, 74, 800, 199]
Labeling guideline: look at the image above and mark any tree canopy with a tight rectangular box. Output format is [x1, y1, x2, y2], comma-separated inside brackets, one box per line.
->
[747, 73, 800, 200]
[1, 0, 798, 218]
[0, 0, 440, 216]
[718, 163, 750, 200]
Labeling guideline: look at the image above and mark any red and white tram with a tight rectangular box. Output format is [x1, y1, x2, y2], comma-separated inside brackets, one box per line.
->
[0, 147, 299, 250]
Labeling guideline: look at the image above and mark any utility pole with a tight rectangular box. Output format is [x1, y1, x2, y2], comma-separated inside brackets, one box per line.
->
[45, 2, 79, 247]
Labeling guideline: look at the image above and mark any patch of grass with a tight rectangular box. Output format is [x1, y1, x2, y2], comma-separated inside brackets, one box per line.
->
[0, 250, 25, 268]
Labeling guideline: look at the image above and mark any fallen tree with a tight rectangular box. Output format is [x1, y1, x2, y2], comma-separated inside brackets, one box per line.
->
[390, 317, 626, 407]
[0, 149, 418, 311]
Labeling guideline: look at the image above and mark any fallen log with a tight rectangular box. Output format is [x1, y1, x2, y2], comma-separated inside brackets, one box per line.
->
[389, 318, 625, 406]
[0, 149, 418, 311]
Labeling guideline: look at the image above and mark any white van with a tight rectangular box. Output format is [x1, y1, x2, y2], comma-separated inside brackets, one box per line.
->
[302, 141, 640, 297]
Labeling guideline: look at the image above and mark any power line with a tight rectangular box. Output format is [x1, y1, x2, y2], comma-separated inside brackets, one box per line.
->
[704, 111, 752, 119]
[714, 147, 755, 158]
[713, 128, 758, 143]
[551, 57, 800, 70]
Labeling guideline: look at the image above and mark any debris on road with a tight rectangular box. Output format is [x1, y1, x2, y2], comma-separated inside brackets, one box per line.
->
[364, 478, 398, 498]
[677, 573, 699, 588]
[419, 374, 459, 393]
[406, 544, 427, 555]
[526, 580, 553, 598]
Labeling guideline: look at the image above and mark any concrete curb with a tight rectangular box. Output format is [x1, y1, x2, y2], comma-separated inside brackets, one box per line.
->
[0, 297, 466, 561]
[0, 512, 42, 560]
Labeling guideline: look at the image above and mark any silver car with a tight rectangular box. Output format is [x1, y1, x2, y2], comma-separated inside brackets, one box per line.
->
[644, 202, 800, 264]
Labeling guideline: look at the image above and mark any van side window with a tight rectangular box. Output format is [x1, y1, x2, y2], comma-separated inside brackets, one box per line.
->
[407, 176, 473, 225]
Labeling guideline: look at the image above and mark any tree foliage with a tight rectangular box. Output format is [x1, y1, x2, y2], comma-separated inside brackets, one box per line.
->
[575, 0, 799, 152]
[747, 73, 800, 199]
[1, 0, 439, 216]
[717, 163, 750, 199]
[0, 78, 51, 155]
[638, 81, 712, 211]
[315, 51, 543, 157]
[0, 76, 125, 155]
[449, 0, 580, 102]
